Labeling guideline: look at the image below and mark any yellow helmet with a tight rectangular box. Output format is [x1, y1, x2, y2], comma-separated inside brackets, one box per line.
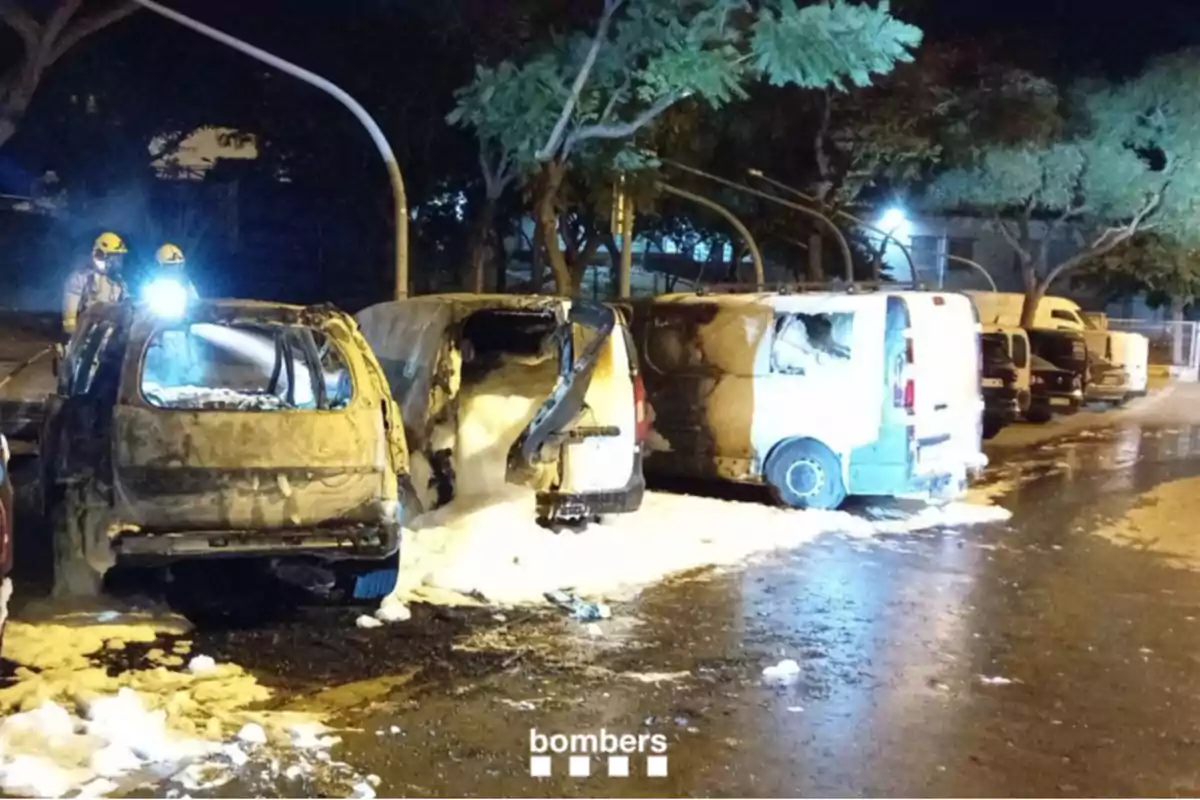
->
[156, 243, 186, 266]
[93, 232, 127, 255]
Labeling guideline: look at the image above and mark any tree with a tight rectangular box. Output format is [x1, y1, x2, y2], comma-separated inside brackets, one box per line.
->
[449, 0, 922, 294]
[0, 0, 137, 150]
[926, 50, 1200, 327]
[1074, 232, 1200, 312]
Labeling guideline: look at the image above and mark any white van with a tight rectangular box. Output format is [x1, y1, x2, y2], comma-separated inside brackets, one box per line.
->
[1116, 333, 1150, 397]
[983, 324, 1032, 412]
[630, 291, 986, 510]
[356, 295, 647, 525]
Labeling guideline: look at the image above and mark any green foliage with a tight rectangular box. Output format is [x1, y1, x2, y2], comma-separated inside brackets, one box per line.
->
[1075, 233, 1200, 306]
[927, 49, 1200, 260]
[751, 1, 921, 90]
[449, 0, 923, 178]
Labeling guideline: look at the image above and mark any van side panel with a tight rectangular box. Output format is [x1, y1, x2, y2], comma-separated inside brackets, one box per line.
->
[846, 296, 912, 494]
[749, 294, 886, 481]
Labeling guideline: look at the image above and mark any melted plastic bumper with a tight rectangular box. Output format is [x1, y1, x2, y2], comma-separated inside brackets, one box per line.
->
[536, 453, 646, 522]
[112, 521, 401, 562]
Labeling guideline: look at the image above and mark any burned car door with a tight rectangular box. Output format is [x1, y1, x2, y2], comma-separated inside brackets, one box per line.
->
[42, 314, 124, 498]
[507, 300, 642, 517]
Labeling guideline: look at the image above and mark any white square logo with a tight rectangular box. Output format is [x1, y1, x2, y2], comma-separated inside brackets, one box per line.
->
[568, 756, 590, 777]
[530, 755, 551, 778]
[646, 755, 668, 777]
[607, 755, 629, 777]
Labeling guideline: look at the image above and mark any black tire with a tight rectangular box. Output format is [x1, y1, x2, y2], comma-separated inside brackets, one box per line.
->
[982, 417, 1004, 440]
[49, 486, 103, 598]
[765, 439, 847, 511]
[1025, 407, 1052, 424]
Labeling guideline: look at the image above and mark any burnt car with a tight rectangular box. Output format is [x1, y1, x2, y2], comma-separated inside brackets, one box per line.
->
[356, 295, 647, 527]
[981, 333, 1020, 440]
[41, 300, 410, 596]
[1025, 355, 1083, 423]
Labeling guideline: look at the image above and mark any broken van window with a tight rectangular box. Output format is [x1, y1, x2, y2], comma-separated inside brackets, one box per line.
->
[140, 323, 353, 411]
[770, 312, 854, 376]
[460, 309, 560, 383]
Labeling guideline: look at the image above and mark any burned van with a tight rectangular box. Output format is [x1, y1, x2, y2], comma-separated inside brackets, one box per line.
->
[356, 295, 646, 526]
[630, 291, 986, 510]
[41, 300, 408, 595]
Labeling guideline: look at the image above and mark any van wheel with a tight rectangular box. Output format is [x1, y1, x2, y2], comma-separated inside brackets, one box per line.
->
[982, 417, 1004, 440]
[765, 439, 847, 511]
[49, 486, 104, 598]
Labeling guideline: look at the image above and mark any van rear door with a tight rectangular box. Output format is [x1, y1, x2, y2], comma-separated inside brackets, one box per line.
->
[902, 292, 986, 479]
[508, 300, 644, 521]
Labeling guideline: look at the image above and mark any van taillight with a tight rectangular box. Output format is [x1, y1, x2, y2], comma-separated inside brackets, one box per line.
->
[633, 374, 650, 443]
[904, 379, 915, 413]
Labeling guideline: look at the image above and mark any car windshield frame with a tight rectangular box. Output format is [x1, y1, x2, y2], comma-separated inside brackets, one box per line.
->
[135, 319, 356, 413]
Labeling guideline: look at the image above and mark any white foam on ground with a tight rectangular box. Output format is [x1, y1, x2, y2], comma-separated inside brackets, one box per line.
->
[382, 351, 1011, 608]
[0, 614, 370, 797]
[390, 488, 1009, 606]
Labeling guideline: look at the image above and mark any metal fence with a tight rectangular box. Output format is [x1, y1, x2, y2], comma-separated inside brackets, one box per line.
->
[1105, 318, 1200, 378]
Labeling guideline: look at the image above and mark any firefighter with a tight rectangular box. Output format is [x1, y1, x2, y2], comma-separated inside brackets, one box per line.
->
[152, 243, 199, 298]
[63, 232, 128, 335]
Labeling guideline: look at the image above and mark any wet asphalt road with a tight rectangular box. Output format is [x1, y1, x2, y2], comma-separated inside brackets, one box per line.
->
[178, 399, 1200, 798]
[11, 392, 1200, 797]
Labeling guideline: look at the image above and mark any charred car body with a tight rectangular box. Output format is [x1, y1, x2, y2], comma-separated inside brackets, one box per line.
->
[41, 300, 408, 594]
[356, 294, 646, 526]
[980, 333, 1020, 439]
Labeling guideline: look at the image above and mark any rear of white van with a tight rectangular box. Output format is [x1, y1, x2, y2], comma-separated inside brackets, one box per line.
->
[891, 292, 987, 498]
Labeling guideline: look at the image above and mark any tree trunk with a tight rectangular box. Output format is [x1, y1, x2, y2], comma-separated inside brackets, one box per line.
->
[806, 232, 823, 282]
[463, 194, 497, 293]
[493, 219, 507, 293]
[535, 161, 572, 294]
[530, 219, 544, 292]
[1018, 260, 1040, 328]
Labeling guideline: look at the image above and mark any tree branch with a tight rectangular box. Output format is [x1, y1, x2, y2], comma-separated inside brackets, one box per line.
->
[994, 215, 1032, 264]
[1041, 189, 1164, 290]
[48, 1, 137, 66]
[0, 4, 41, 50]
[43, 0, 83, 50]
[535, 0, 624, 162]
[565, 90, 682, 152]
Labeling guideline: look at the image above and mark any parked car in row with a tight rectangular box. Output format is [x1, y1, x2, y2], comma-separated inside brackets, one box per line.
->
[1085, 351, 1132, 407]
[983, 325, 1032, 415]
[42, 299, 409, 595]
[968, 291, 1149, 405]
[628, 289, 986, 510]
[1027, 355, 1083, 422]
[356, 294, 647, 527]
[981, 333, 1020, 439]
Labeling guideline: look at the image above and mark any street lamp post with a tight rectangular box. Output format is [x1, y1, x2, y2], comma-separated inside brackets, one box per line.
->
[132, 0, 410, 299]
[657, 182, 765, 287]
